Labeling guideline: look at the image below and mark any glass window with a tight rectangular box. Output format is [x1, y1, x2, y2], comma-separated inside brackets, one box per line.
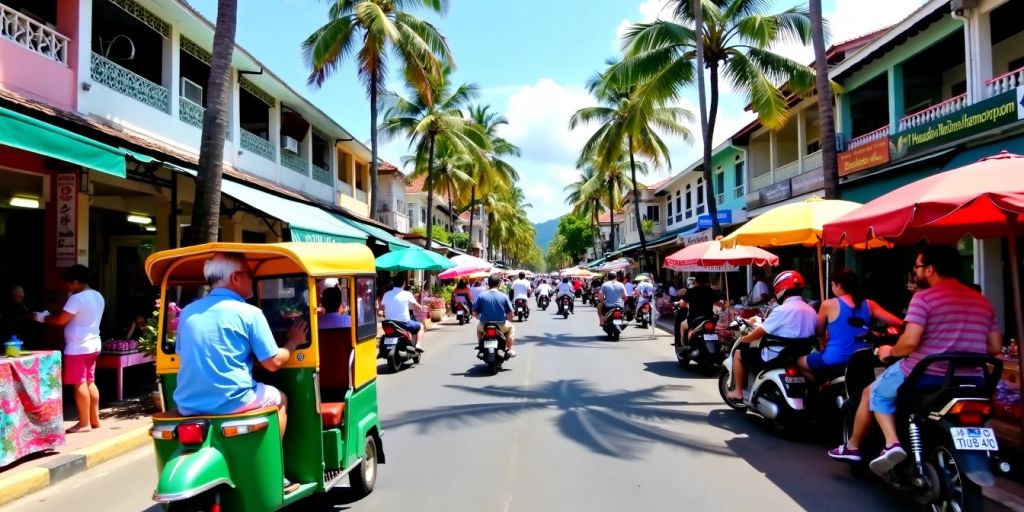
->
[315, 277, 352, 330]
[355, 277, 377, 340]
[734, 162, 746, 198]
[646, 205, 660, 221]
[685, 184, 693, 218]
[696, 178, 706, 215]
[257, 276, 312, 348]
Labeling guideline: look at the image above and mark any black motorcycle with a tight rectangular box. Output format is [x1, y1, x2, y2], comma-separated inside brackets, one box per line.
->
[537, 294, 550, 311]
[602, 306, 625, 341]
[677, 315, 723, 372]
[840, 350, 1004, 511]
[477, 322, 510, 375]
[514, 298, 529, 322]
[581, 288, 593, 306]
[378, 320, 420, 373]
[557, 295, 572, 319]
[624, 296, 637, 322]
[452, 301, 471, 325]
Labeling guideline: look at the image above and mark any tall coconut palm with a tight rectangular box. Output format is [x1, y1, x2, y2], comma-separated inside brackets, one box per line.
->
[578, 155, 635, 253]
[303, 0, 454, 219]
[401, 139, 474, 234]
[614, 0, 817, 235]
[465, 104, 520, 249]
[190, 0, 237, 244]
[564, 165, 607, 258]
[809, 0, 838, 198]
[571, 63, 692, 268]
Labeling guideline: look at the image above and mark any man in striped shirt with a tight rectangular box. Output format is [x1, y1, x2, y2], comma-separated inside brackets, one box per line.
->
[829, 245, 1002, 475]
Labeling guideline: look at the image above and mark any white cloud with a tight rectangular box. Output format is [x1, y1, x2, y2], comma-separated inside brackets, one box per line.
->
[829, 0, 924, 43]
[502, 79, 595, 166]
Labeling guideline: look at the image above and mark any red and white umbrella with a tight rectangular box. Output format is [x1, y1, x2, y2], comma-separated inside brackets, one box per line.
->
[438, 254, 493, 280]
[663, 240, 779, 270]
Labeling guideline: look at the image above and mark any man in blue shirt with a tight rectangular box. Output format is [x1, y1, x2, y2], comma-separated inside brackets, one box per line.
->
[473, 275, 517, 357]
[174, 253, 307, 484]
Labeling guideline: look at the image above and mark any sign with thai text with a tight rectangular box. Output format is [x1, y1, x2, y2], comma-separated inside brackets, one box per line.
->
[838, 138, 891, 176]
[55, 173, 76, 268]
[891, 88, 1024, 158]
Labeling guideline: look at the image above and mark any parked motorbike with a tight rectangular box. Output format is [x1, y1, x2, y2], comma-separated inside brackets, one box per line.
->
[719, 329, 817, 434]
[839, 350, 1005, 511]
[557, 295, 573, 319]
[677, 315, 723, 373]
[379, 320, 420, 373]
[452, 301, 471, 325]
[477, 322, 510, 375]
[635, 302, 653, 329]
[537, 293, 550, 311]
[624, 296, 637, 322]
[514, 298, 529, 322]
[602, 307, 626, 341]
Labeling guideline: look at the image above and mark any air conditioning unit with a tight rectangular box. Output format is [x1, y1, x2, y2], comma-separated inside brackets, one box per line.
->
[180, 77, 203, 105]
[281, 135, 300, 154]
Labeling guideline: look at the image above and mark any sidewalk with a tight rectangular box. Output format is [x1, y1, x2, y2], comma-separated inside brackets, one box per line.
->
[0, 395, 154, 505]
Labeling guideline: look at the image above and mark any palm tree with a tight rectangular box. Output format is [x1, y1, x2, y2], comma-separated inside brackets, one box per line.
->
[190, 0, 237, 244]
[564, 165, 608, 258]
[571, 63, 691, 268]
[809, 0, 838, 198]
[402, 139, 474, 234]
[485, 186, 534, 265]
[576, 155, 634, 254]
[614, 0, 817, 235]
[465, 105, 520, 250]
[303, 0, 454, 219]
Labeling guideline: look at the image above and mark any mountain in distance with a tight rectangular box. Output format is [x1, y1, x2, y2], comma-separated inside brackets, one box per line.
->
[534, 216, 561, 251]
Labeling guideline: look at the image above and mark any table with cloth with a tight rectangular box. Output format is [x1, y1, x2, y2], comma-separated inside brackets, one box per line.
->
[0, 351, 65, 468]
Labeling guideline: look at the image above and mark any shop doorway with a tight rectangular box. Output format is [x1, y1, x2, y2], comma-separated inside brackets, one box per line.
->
[105, 236, 157, 338]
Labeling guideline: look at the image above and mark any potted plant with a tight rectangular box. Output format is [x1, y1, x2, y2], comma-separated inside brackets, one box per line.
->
[428, 297, 446, 322]
[140, 300, 180, 410]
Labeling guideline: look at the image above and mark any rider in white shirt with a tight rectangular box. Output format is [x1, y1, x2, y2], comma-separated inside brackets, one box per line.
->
[511, 272, 533, 315]
[535, 280, 553, 306]
[624, 280, 635, 297]
[556, 277, 575, 314]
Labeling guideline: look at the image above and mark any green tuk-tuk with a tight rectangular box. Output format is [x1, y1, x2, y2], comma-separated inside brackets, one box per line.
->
[145, 242, 385, 511]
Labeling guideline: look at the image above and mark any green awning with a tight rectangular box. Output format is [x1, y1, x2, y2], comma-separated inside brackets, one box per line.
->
[170, 166, 366, 243]
[333, 214, 413, 251]
[0, 106, 127, 177]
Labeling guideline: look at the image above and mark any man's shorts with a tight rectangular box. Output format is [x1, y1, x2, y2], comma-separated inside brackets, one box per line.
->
[736, 346, 767, 374]
[806, 351, 836, 372]
[234, 382, 285, 413]
[869, 364, 906, 415]
[63, 352, 100, 385]
[477, 321, 514, 337]
[400, 320, 422, 334]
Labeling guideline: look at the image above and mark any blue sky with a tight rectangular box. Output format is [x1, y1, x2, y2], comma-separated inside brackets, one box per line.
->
[189, 0, 926, 222]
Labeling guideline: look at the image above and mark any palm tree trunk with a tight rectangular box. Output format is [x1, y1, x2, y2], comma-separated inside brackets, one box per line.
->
[607, 180, 616, 253]
[487, 212, 494, 260]
[468, 186, 476, 254]
[628, 135, 647, 271]
[592, 202, 600, 259]
[423, 132, 437, 295]
[445, 173, 455, 235]
[369, 79, 380, 219]
[703, 61, 722, 237]
[190, 0, 237, 244]
[810, 0, 839, 199]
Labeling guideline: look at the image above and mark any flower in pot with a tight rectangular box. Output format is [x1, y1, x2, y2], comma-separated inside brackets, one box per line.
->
[428, 297, 446, 322]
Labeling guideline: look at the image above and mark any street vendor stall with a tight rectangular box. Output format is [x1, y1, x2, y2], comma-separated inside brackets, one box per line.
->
[0, 350, 64, 468]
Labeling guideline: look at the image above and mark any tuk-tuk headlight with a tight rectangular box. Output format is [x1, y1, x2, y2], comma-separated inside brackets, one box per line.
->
[221, 417, 270, 437]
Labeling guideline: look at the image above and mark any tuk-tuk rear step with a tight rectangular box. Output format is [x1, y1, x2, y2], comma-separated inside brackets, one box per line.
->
[323, 458, 363, 490]
[280, 482, 317, 507]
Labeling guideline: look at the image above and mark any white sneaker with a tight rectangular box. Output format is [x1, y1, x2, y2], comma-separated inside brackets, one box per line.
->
[506, 350, 517, 358]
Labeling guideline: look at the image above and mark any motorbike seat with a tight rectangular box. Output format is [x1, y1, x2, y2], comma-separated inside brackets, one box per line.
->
[816, 364, 847, 382]
[895, 353, 1001, 415]
[381, 320, 412, 339]
[320, 402, 346, 428]
[481, 322, 507, 341]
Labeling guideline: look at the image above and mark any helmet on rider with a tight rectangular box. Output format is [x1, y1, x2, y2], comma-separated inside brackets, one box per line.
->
[772, 270, 806, 300]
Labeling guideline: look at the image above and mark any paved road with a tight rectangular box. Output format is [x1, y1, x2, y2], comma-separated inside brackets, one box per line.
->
[2, 303, 1009, 511]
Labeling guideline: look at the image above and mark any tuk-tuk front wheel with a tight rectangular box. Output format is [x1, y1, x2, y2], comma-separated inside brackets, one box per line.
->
[166, 489, 219, 512]
[350, 436, 378, 497]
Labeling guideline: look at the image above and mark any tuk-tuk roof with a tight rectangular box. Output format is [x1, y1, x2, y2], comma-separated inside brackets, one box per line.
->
[145, 242, 376, 285]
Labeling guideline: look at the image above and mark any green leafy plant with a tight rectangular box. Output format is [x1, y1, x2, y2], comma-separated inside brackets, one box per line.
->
[641, 218, 655, 235]
[451, 231, 470, 250]
[410, 225, 451, 244]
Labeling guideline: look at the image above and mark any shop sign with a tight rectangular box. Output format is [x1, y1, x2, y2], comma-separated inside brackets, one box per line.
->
[697, 210, 732, 229]
[891, 87, 1024, 159]
[761, 181, 791, 205]
[791, 167, 825, 196]
[838, 138, 890, 176]
[55, 173, 76, 268]
[680, 229, 712, 247]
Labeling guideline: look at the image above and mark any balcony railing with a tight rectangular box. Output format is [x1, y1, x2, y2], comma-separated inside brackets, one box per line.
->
[179, 97, 204, 128]
[240, 129, 275, 161]
[90, 52, 169, 113]
[775, 159, 801, 182]
[378, 210, 411, 233]
[280, 150, 308, 176]
[986, 66, 1024, 98]
[312, 164, 331, 186]
[734, 185, 744, 199]
[355, 189, 367, 203]
[848, 124, 890, 149]
[898, 93, 968, 132]
[1, 3, 69, 64]
[751, 173, 772, 191]
[803, 149, 823, 171]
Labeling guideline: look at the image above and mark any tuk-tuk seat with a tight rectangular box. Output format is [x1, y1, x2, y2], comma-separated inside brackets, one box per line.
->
[318, 327, 352, 428]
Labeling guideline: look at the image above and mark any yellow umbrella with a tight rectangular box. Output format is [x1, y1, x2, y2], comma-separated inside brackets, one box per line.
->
[720, 196, 885, 298]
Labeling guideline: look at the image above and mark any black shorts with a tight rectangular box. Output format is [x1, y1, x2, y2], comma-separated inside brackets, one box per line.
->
[737, 346, 767, 374]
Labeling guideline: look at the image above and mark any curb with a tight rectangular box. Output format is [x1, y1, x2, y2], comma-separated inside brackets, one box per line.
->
[0, 425, 151, 506]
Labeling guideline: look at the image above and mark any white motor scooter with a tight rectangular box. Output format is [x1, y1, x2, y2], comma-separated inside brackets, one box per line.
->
[718, 317, 816, 434]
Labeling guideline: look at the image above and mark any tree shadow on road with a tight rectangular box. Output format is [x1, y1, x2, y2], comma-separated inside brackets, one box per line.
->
[641, 360, 719, 380]
[383, 379, 737, 460]
[515, 332, 628, 348]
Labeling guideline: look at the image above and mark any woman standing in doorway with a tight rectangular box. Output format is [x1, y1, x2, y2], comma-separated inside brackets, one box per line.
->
[42, 265, 105, 433]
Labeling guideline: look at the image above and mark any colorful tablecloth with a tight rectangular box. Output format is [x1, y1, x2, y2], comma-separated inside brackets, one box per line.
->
[0, 351, 64, 468]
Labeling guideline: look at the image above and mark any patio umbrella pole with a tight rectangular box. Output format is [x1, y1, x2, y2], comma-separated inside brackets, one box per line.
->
[1007, 215, 1024, 450]
[816, 243, 825, 300]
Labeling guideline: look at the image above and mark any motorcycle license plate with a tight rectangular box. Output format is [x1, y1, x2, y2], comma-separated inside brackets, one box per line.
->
[784, 376, 805, 384]
[703, 334, 719, 341]
[516, 307, 524, 313]
[614, 320, 624, 326]
[457, 311, 464, 316]
[483, 339, 499, 349]
[950, 427, 999, 451]
[383, 337, 398, 347]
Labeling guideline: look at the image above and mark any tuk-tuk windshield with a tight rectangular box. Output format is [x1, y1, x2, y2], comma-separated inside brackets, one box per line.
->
[257, 276, 312, 348]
